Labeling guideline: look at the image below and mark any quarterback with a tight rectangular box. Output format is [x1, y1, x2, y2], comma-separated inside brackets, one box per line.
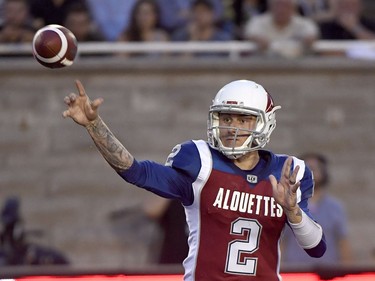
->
[63, 80, 326, 281]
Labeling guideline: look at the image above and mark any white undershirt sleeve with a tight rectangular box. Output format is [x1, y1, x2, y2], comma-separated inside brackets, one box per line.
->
[288, 210, 323, 249]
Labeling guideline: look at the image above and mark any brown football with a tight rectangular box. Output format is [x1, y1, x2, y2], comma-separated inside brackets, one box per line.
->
[32, 24, 78, 69]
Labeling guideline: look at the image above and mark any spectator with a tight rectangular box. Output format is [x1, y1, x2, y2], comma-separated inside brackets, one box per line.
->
[232, 0, 268, 39]
[297, 0, 338, 23]
[319, 0, 375, 40]
[63, 3, 105, 42]
[118, 0, 168, 57]
[0, 0, 36, 43]
[244, 0, 319, 58]
[172, 0, 232, 57]
[29, 0, 84, 29]
[86, 0, 137, 41]
[282, 153, 352, 265]
[173, 0, 232, 42]
[119, 0, 168, 42]
[155, 0, 194, 34]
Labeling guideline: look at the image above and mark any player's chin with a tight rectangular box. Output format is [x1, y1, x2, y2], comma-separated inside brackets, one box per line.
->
[222, 139, 246, 147]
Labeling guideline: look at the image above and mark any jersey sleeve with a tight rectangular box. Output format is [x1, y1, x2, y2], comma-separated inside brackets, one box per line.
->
[117, 140, 202, 206]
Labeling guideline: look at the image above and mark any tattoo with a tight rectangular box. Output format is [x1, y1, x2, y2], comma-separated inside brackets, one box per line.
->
[285, 207, 303, 224]
[295, 208, 302, 219]
[86, 118, 134, 172]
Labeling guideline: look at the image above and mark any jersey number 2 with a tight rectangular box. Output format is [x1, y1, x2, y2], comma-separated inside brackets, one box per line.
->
[225, 218, 262, 276]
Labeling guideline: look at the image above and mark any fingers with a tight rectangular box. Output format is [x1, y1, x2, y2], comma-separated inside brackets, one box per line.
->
[282, 157, 293, 179]
[73, 80, 104, 110]
[64, 93, 77, 105]
[271, 158, 301, 210]
[287, 158, 300, 193]
[75, 80, 86, 97]
[62, 109, 70, 118]
[290, 181, 301, 194]
[289, 165, 300, 185]
[276, 157, 301, 195]
[63, 96, 70, 105]
[91, 98, 104, 110]
[269, 174, 277, 188]
[63, 80, 103, 122]
[281, 157, 300, 183]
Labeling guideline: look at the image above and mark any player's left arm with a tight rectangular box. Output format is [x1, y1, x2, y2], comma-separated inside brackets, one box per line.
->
[270, 157, 326, 258]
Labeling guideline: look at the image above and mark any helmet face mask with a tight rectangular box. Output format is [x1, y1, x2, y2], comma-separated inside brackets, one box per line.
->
[207, 80, 281, 159]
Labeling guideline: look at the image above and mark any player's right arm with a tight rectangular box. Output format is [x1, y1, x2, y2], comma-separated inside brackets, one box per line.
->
[63, 80, 134, 172]
[117, 141, 200, 205]
[63, 80, 198, 205]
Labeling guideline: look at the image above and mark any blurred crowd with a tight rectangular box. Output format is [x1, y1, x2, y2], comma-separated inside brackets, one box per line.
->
[1, 0, 375, 57]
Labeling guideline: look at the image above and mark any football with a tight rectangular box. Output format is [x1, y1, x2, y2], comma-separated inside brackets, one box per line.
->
[32, 24, 78, 69]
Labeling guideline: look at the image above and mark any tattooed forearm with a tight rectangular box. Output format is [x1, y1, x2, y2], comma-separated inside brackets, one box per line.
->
[86, 117, 134, 172]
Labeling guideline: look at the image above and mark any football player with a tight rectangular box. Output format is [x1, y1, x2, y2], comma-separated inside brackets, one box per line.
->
[63, 79, 326, 281]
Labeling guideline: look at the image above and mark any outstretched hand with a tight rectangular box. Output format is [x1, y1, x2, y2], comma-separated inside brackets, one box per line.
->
[62, 80, 103, 127]
[269, 157, 300, 213]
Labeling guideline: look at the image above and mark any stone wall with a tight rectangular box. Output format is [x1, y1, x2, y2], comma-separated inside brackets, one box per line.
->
[1, 56, 374, 269]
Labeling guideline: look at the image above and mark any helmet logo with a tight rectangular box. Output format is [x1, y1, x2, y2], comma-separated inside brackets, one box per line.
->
[265, 93, 275, 112]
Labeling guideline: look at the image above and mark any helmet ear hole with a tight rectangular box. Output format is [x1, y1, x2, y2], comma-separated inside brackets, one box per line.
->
[207, 80, 281, 158]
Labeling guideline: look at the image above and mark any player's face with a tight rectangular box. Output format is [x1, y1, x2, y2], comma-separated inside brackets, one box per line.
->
[218, 113, 257, 147]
